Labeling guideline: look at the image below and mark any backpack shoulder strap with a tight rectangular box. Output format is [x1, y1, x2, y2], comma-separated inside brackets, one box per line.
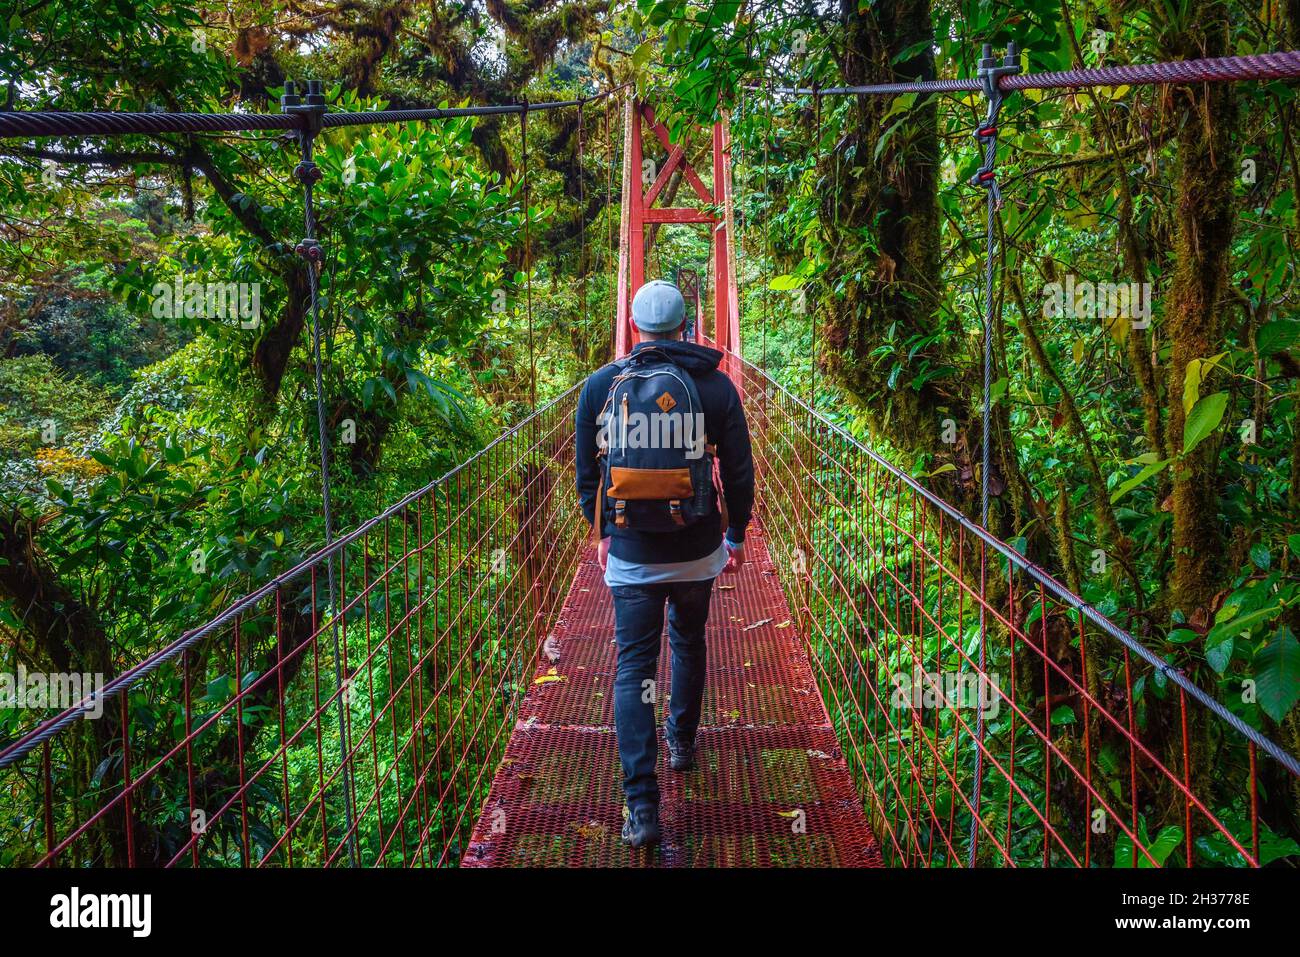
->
[595, 357, 634, 445]
[589, 358, 633, 541]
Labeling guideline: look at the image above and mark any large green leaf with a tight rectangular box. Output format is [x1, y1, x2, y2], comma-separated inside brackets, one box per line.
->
[1110, 458, 1169, 504]
[1206, 636, 1233, 675]
[1181, 353, 1227, 415]
[1182, 391, 1229, 456]
[1115, 820, 1184, 868]
[1205, 600, 1284, 648]
[1257, 319, 1300, 356]
[1255, 626, 1300, 722]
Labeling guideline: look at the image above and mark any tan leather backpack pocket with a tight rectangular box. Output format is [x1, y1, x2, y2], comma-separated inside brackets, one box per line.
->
[607, 467, 693, 500]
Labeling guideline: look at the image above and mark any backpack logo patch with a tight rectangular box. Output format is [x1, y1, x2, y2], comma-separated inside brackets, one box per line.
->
[655, 391, 677, 413]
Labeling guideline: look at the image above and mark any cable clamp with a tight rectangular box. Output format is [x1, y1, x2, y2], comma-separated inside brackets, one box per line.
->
[968, 43, 1021, 208]
[293, 161, 322, 184]
[281, 79, 328, 135]
[295, 238, 324, 263]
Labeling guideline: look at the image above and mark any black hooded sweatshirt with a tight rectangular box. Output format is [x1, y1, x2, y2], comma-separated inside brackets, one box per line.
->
[575, 339, 755, 564]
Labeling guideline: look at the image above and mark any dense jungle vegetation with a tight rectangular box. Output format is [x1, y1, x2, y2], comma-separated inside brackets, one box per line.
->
[2, 0, 1299, 866]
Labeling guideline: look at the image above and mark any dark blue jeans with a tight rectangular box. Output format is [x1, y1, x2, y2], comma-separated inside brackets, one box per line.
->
[610, 578, 715, 811]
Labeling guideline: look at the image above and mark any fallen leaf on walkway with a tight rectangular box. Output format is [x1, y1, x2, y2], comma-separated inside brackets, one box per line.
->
[806, 749, 831, 760]
[570, 820, 608, 839]
[776, 620, 792, 629]
[743, 618, 773, 631]
[534, 667, 567, 685]
[776, 809, 802, 819]
[718, 584, 736, 591]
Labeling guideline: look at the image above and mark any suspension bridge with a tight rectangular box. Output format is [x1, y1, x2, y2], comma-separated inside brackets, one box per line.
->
[3, 49, 1300, 869]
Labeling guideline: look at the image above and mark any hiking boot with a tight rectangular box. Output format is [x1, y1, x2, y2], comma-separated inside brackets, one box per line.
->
[621, 805, 661, 848]
[667, 734, 696, 772]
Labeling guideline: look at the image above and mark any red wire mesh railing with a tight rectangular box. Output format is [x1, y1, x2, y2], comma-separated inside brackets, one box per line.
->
[729, 354, 1300, 868]
[6, 353, 1299, 868]
[0, 386, 585, 867]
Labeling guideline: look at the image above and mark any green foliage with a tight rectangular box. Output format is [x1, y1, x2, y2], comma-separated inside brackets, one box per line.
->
[0, 354, 113, 481]
[13, 295, 187, 393]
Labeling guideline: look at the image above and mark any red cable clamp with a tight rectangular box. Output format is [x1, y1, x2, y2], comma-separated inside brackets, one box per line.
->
[968, 43, 1021, 209]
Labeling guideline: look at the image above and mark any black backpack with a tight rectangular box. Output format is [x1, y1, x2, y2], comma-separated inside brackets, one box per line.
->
[593, 348, 724, 534]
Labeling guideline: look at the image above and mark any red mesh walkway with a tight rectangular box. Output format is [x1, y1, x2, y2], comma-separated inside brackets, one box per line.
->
[462, 525, 882, 867]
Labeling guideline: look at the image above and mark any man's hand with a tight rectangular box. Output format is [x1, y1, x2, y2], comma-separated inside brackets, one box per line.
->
[723, 539, 746, 573]
[598, 536, 611, 570]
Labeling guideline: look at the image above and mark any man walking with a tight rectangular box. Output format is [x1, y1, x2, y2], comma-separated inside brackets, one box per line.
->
[575, 280, 754, 848]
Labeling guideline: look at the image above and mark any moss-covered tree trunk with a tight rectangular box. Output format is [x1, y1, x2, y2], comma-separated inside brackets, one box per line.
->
[821, 0, 1029, 545]
[822, 0, 943, 451]
[1160, 9, 1238, 619]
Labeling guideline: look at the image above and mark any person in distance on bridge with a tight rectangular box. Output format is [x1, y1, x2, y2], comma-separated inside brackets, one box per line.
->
[575, 279, 755, 849]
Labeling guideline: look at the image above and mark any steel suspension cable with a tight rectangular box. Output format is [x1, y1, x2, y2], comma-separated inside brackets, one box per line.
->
[282, 83, 360, 867]
[722, 105, 740, 352]
[968, 146, 997, 868]
[755, 49, 1300, 98]
[618, 93, 635, 353]
[961, 42, 1021, 867]
[0, 85, 633, 139]
[606, 97, 616, 357]
[762, 82, 773, 370]
[800, 85, 823, 636]
[810, 86, 820, 411]
[577, 98, 587, 361]
[520, 101, 536, 409]
[7, 50, 1295, 142]
[737, 87, 747, 340]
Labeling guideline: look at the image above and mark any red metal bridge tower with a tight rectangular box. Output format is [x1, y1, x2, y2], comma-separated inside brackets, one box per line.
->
[614, 98, 741, 358]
